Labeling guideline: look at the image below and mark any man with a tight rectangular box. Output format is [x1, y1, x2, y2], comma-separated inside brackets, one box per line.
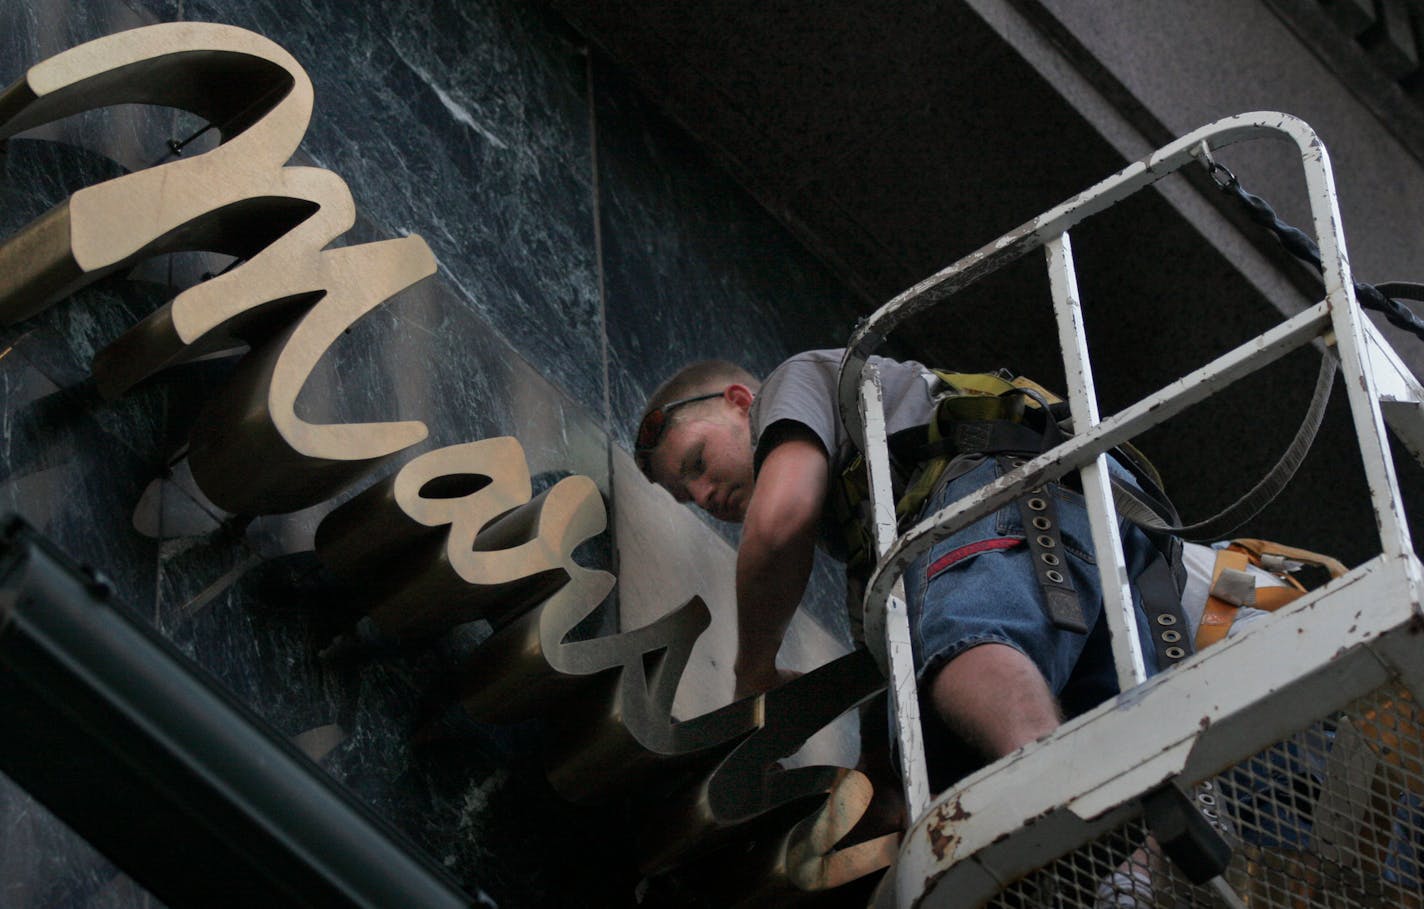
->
[635, 350, 1267, 785]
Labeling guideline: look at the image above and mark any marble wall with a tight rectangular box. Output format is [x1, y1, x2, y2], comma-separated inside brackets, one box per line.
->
[0, 1, 866, 906]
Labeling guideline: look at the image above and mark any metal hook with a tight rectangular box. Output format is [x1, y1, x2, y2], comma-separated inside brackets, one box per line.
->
[1191, 139, 1215, 167]
[1192, 140, 1238, 192]
[1207, 160, 1238, 192]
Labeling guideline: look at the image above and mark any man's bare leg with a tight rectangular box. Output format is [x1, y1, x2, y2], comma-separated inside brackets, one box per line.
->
[928, 642, 1061, 759]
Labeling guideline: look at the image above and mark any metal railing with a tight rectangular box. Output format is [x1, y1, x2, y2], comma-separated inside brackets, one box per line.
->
[837, 112, 1424, 906]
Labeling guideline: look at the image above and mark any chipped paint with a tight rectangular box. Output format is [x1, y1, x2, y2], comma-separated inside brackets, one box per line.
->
[925, 796, 969, 862]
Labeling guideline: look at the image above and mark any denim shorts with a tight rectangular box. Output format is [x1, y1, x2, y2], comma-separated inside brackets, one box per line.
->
[901, 456, 1162, 721]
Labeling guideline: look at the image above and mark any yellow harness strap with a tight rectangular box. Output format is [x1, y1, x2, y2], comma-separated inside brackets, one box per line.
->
[1196, 539, 1345, 650]
[836, 370, 1031, 571]
[1229, 537, 1348, 580]
[889, 372, 1049, 529]
[1198, 548, 1253, 650]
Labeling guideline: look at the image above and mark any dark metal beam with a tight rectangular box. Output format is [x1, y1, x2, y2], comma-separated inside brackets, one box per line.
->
[0, 515, 475, 909]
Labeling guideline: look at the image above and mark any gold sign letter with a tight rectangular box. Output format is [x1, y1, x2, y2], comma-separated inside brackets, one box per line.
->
[317, 439, 895, 900]
[316, 438, 592, 643]
[0, 23, 432, 514]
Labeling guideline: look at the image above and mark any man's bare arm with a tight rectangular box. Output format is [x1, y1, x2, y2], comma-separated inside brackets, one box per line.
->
[733, 431, 829, 699]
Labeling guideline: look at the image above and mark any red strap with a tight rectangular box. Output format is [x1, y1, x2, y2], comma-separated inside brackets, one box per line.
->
[926, 537, 1022, 581]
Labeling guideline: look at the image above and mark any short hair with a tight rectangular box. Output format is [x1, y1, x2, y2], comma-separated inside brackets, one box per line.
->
[644, 360, 760, 417]
[636, 360, 760, 470]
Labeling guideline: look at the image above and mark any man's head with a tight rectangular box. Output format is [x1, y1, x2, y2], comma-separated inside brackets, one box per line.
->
[636, 360, 761, 523]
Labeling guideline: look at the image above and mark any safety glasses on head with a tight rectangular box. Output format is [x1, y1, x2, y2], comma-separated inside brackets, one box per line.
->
[634, 390, 724, 469]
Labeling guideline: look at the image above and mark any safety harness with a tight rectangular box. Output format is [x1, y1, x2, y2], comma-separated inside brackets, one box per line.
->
[831, 150, 1424, 674]
[831, 147, 1424, 674]
[832, 369, 1195, 670]
[1195, 538, 1346, 650]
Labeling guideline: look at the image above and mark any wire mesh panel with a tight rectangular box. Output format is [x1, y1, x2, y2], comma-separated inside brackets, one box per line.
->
[986, 681, 1424, 908]
[983, 815, 1157, 908]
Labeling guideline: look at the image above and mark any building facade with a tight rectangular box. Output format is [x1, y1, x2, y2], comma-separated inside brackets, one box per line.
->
[3, 2, 1422, 906]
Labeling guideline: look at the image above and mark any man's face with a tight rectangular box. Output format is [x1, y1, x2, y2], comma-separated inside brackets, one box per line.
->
[644, 389, 756, 523]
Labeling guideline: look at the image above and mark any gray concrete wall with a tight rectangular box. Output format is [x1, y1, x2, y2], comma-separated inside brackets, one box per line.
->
[965, 0, 1424, 567]
[1002, 0, 1424, 367]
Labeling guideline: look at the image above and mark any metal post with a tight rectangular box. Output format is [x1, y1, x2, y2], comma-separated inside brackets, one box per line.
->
[1293, 140, 1416, 564]
[860, 300, 1331, 626]
[858, 366, 932, 823]
[1045, 233, 1147, 689]
[836, 112, 1424, 908]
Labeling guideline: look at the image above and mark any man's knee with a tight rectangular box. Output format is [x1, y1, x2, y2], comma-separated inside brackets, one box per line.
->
[927, 642, 1061, 759]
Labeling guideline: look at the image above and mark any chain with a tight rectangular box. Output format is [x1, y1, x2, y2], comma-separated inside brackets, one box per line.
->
[1205, 160, 1424, 342]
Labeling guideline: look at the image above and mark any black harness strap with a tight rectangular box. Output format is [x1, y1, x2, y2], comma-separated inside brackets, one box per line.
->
[1135, 535, 1192, 670]
[952, 422, 1047, 460]
[1001, 455, 1089, 634]
[883, 380, 1192, 665]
